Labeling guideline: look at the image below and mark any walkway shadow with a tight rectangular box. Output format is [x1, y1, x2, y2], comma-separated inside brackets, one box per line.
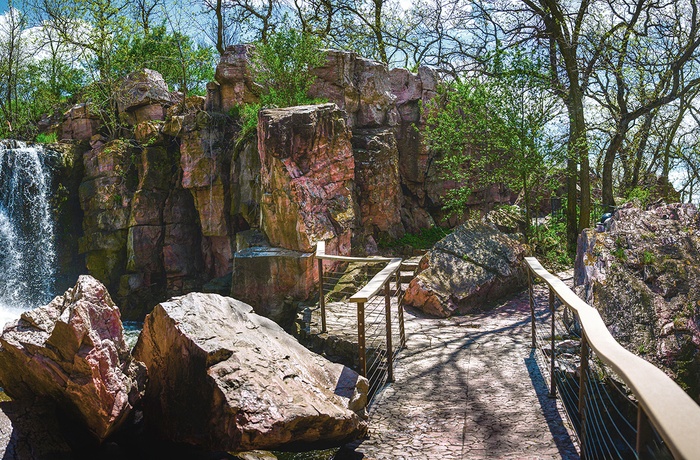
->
[525, 349, 580, 459]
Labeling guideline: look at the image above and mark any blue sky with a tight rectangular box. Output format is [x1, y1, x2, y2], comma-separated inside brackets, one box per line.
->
[0, 1, 7, 13]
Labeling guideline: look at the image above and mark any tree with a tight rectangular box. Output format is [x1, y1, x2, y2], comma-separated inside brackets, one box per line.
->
[0, 4, 28, 134]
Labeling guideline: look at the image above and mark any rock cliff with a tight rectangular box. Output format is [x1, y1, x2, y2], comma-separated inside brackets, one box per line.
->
[575, 202, 700, 401]
[53, 48, 512, 320]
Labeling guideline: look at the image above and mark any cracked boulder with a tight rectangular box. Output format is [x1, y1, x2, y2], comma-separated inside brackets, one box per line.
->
[0, 275, 146, 442]
[404, 221, 527, 317]
[133, 292, 368, 451]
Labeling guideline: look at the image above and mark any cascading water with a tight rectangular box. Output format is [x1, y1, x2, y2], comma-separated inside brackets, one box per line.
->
[0, 139, 56, 327]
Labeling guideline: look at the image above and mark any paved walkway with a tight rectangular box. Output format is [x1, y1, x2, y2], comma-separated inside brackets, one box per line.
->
[340, 283, 580, 460]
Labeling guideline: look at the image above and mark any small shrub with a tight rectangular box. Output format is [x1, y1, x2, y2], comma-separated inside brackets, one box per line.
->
[626, 186, 651, 207]
[641, 250, 655, 265]
[35, 132, 57, 144]
[379, 227, 450, 250]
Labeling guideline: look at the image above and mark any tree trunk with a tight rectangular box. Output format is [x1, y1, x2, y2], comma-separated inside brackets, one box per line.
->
[601, 119, 629, 209]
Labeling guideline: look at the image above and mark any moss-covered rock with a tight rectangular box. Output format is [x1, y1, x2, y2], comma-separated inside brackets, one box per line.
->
[575, 202, 700, 402]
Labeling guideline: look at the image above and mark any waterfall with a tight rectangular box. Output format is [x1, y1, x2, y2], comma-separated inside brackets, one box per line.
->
[0, 140, 56, 327]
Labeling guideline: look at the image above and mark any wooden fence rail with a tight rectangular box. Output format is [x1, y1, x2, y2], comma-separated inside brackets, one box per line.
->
[525, 256, 700, 460]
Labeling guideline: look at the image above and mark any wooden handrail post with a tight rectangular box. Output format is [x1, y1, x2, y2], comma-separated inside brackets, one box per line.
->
[549, 287, 556, 398]
[357, 301, 366, 377]
[318, 258, 327, 333]
[528, 268, 536, 349]
[579, 334, 589, 460]
[396, 268, 401, 294]
[385, 282, 394, 383]
[637, 405, 652, 459]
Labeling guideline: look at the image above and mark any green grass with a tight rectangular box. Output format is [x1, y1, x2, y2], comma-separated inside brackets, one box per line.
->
[35, 132, 57, 144]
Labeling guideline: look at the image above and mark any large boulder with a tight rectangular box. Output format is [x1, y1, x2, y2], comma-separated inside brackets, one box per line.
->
[133, 293, 368, 451]
[258, 103, 355, 256]
[404, 221, 527, 317]
[60, 103, 101, 141]
[117, 69, 173, 125]
[0, 276, 145, 441]
[575, 202, 700, 401]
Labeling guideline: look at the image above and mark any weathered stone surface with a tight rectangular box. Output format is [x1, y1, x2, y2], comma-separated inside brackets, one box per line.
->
[215, 45, 260, 112]
[0, 276, 145, 441]
[258, 104, 355, 255]
[575, 202, 700, 400]
[231, 139, 261, 231]
[231, 246, 316, 324]
[0, 401, 73, 459]
[61, 103, 100, 141]
[117, 69, 172, 118]
[404, 221, 527, 317]
[485, 205, 526, 235]
[309, 50, 397, 129]
[133, 293, 368, 451]
[352, 128, 404, 239]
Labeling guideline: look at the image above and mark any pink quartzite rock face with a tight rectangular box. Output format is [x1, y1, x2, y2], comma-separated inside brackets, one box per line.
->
[258, 103, 355, 255]
[0, 276, 145, 441]
[404, 221, 527, 317]
[575, 202, 700, 401]
[215, 44, 260, 112]
[117, 69, 173, 123]
[309, 50, 397, 129]
[352, 128, 404, 239]
[61, 103, 100, 141]
[133, 292, 368, 451]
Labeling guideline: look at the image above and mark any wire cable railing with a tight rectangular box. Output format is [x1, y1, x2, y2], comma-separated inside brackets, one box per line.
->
[526, 257, 700, 460]
[315, 241, 407, 404]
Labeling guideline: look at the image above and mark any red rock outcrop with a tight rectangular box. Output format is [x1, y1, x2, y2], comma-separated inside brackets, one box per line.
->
[0, 276, 145, 441]
[215, 44, 260, 113]
[133, 292, 368, 451]
[60, 103, 101, 141]
[404, 222, 527, 317]
[117, 69, 173, 125]
[258, 103, 355, 256]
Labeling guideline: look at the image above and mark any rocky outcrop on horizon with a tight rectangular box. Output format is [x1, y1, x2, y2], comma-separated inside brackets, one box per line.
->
[0, 275, 145, 442]
[133, 292, 368, 451]
[575, 202, 700, 401]
[404, 221, 527, 317]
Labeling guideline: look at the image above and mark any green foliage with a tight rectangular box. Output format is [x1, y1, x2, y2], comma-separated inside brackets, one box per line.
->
[379, 227, 450, 250]
[250, 27, 327, 108]
[613, 246, 627, 261]
[530, 217, 573, 271]
[641, 250, 656, 265]
[626, 186, 651, 207]
[422, 47, 557, 243]
[35, 132, 58, 144]
[112, 25, 216, 95]
[234, 27, 327, 141]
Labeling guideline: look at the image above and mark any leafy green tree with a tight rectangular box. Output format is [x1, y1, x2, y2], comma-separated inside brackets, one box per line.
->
[424, 49, 558, 242]
[237, 27, 326, 138]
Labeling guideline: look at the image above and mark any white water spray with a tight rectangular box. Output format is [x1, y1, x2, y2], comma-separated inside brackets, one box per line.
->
[0, 140, 56, 327]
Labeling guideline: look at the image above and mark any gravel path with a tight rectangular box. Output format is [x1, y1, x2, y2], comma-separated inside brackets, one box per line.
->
[340, 284, 580, 460]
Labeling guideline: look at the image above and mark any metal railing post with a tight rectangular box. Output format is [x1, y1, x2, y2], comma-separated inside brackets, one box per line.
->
[318, 258, 327, 333]
[579, 333, 589, 460]
[357, 301, 366, 377]
[384, 282, 394, 383]
[528, 268, 536, 348]
[549, 287, 557, 398]
[637, 405, 652, 459]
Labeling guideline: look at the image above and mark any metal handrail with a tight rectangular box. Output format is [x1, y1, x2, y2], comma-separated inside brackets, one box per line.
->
[525, 256, 700, 460]
[314, 241, 406, 386]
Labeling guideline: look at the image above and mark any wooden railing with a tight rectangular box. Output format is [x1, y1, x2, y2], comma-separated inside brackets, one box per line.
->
[525, 256, 700, 460]
[315, 241, 406, 393]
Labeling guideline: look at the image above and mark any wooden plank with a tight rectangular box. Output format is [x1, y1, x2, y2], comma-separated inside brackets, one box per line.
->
[525, 256, 700, 460]
[349, 258, 403, 303]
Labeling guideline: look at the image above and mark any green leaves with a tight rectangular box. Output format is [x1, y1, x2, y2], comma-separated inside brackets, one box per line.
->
[250, 27, 327, 108]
